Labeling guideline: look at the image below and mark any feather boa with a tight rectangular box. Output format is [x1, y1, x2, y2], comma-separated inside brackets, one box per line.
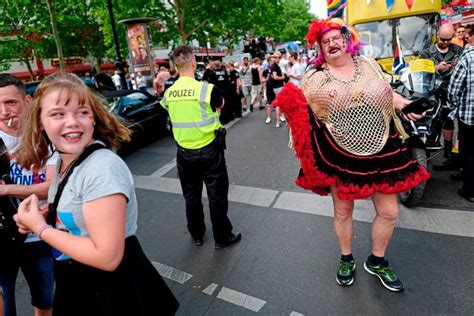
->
[273, 83, 335, 195]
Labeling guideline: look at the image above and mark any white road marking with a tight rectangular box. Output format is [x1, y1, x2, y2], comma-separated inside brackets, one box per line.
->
[151, 261, 192, 284]
[151, 158, 177, 177]
[135, 175, 182, 195]
[202, 283, 219, 295]
[274, 192, 474, 238]
[134, 176, 278, 208]
[273, 192, 335, 217]
[135, 173, 473, 238]
[228, 184, 278, 207]
[216, 286, 267, 312]
[290, 312, 305, 316]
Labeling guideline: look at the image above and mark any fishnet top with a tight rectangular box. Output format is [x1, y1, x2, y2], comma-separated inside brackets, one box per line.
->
[301, 56, 393, 156]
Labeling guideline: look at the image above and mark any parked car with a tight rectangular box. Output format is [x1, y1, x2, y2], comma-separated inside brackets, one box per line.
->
[24, 77, 98, 96]
[25, 81, 41, 96]
[103, 89, 171, 153]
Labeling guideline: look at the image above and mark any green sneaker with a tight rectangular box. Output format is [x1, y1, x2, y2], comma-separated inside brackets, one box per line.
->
[364, 260, 404, 292]
[336, 260, 356, 286]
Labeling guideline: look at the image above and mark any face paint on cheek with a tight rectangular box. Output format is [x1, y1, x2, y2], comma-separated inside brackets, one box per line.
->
[89, 115, 96, 127]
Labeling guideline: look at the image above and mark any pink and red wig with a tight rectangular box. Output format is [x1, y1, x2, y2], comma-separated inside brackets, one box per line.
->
[305, 18, 363, 66]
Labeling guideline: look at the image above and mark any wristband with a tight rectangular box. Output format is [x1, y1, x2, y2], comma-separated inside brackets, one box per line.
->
[37, 224, 52, 240]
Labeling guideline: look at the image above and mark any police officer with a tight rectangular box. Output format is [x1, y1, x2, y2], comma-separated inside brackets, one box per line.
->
[160, 46, 241, 249]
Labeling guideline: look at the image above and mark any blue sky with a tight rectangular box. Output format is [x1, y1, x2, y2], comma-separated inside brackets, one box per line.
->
[310, 0, 328, 18]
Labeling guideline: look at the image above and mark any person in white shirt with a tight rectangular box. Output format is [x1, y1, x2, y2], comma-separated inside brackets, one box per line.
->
[136, 72, 147, 92]
[279, 52, 290, 75]
[112, 70, 121, 90]
[288, 53, 305, 87]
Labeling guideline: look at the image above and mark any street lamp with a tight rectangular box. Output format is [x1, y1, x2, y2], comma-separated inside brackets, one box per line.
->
[106, 0, 127, 89]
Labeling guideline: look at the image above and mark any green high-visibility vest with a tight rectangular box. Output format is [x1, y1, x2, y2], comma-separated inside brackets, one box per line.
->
[160, 76, 222, 149]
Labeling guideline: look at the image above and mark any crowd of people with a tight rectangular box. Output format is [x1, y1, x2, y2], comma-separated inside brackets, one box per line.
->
[242, 36, 274, 60]
[419, 23, 474, 202]
[0, 16, 473, 315]
[191, 52, 308, 127]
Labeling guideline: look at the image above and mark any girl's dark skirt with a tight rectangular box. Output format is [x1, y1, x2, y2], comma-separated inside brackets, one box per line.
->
[53, 235, 179, 316]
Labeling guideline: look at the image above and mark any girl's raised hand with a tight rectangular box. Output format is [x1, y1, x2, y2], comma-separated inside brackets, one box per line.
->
[13, 194, 47, 235]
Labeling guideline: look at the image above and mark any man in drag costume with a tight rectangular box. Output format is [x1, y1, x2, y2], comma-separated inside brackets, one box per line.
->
[272, 18, 430, 292]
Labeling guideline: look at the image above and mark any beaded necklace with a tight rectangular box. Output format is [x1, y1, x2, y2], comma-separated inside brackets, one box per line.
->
[323, 57, 361, 85]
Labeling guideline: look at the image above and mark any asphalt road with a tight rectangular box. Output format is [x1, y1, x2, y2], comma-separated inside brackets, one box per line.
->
[16, 108, 473, 315]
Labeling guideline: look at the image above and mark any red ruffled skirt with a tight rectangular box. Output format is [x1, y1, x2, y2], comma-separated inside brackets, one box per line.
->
[273, 83, 430, 200]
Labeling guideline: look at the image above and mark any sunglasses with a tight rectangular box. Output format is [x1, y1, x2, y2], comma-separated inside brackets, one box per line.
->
[439, 37, 453, 42]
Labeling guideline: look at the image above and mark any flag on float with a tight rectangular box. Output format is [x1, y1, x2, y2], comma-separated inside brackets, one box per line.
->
[392, 33, 407, 74]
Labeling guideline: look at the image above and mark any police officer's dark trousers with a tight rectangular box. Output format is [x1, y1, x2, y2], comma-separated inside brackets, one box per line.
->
[176, 141, 233, 243]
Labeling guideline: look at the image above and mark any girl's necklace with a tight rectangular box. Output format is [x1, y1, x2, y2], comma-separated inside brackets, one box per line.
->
[59, 158, 78, 178]
[324, 57, 361, 84]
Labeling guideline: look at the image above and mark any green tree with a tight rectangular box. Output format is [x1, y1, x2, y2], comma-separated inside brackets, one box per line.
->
[247, 0, 284, 40]
[46, 0, 65, 71]
[53, 1, 109, 73]
[279, 0, 314, 42]
[161, 0, 229, 44]
[0, 0, 52, 79]
[1, 0, 317, 78]
[87, 0, 169, 65]
[249, 0, 315, 42]
[209, 0, 256, 54]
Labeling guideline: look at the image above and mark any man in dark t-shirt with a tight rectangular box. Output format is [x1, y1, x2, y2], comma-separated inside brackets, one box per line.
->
[214, 61, 229, 96]
[269, 53, 285, 127]
[262, 57, 275, 114]
[202, 61, 217, 84]
[228, 62, 242, 120]
[270, 60, 285, 91]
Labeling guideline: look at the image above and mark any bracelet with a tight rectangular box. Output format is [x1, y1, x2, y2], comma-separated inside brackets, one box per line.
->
[37, 224, 52, 240]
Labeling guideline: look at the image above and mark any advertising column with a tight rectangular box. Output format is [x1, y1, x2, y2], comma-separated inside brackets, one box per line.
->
[126, 23, 153, 76]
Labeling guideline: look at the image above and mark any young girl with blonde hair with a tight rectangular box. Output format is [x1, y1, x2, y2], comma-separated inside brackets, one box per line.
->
[14, 73, 179, 315]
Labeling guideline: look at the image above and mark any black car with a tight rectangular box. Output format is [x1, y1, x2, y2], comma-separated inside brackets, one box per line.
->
[25, 81, 41, 96]
[103, 89, 171, 153]
[24, 77, 98, 96]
